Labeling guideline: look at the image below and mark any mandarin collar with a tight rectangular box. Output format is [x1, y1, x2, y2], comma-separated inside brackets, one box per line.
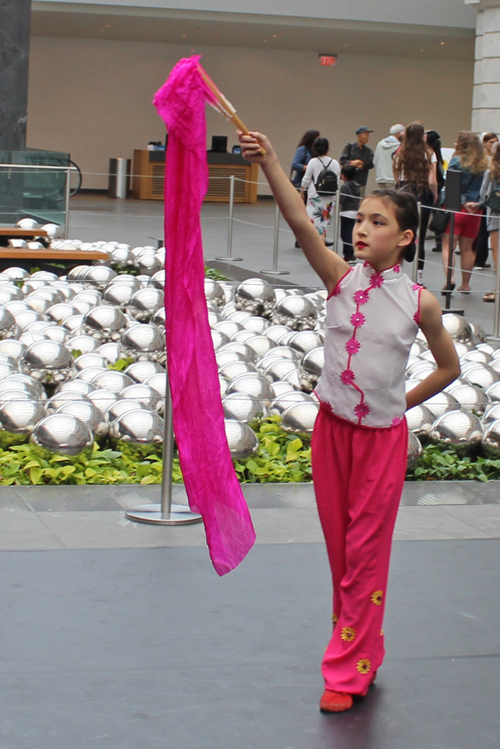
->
[361, 261, 403, 283]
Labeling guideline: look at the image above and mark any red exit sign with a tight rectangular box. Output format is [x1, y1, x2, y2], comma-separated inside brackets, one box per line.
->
[319, 54, 337, 66]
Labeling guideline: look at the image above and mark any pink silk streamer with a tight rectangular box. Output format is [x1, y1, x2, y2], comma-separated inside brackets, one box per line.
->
[153, 56, 256, 576]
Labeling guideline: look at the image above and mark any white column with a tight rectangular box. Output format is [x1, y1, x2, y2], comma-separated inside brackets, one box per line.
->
[468, 0, 500, 134]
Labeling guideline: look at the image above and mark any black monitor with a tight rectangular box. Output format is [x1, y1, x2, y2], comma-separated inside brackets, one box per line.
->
[211, 135, 228, 153]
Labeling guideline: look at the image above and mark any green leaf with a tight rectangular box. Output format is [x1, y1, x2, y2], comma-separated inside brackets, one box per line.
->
[29, 467, 43, 485]
[107, 357, 135, 372]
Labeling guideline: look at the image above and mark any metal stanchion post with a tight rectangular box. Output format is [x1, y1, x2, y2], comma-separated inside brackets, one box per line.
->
[444, 210, 455, 312]
[413, 202, 422, 283]
[126, 373, 202, 526]
[332, 189, 341, 254]
[64, 168, 71, 240]
[216, 175, 242, 261]
[441, 170, 463, 315]
[261, 203, 290, 275]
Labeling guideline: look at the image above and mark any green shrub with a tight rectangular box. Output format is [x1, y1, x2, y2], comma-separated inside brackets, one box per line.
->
[1, 417, 500, 485]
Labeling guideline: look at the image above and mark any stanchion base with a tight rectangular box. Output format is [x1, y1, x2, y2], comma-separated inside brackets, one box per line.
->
[441, 307, 465, 316]
[126, 504, 203, 526]
[215, 256, 243, 261]
[260, 270, 290, 275]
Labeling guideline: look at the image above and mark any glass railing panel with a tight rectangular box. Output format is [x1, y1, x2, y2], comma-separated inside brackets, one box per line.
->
[0, 148, 70, 227]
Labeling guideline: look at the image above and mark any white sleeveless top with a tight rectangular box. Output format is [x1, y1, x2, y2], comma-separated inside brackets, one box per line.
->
[315, 262, 422, 428]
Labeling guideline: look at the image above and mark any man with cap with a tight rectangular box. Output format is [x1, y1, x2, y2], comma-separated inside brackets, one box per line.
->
[339, 127, 374, 197]
[373, 124, 405, 190]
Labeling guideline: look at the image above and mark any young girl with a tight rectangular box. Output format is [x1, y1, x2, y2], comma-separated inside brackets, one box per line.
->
[238, 130, 460, 713]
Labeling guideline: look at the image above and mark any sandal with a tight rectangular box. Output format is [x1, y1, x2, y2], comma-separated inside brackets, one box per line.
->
[457, 287, 471, 294]
[441, 282, 455, 296]
[483, 292, 496, 303]
[320, 690, 353, 713]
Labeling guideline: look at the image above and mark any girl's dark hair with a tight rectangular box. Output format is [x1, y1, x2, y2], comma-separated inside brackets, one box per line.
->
[483, 131, 498, 144]
[426, 130, 444, 191]
[298, 129, 320, 152]
[313, 137, 329, 157]
[341, 164, 357, 180]
[426, 130, 443, 166]
[393, 122, 432, 189]
[366, 189, 419, 263]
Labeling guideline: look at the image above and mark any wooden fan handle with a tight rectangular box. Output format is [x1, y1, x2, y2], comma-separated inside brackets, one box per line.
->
[197, 65, 266, 155]
[229, 114, 266, 156]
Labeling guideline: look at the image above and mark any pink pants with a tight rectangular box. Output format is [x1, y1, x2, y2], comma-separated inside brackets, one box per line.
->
[311, 405, 408, 696]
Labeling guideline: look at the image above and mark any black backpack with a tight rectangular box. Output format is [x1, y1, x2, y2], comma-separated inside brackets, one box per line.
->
[315, 158, 338, 195]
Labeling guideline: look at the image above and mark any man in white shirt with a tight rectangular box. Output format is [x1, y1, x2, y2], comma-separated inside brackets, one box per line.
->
[373, 124, 405, 190]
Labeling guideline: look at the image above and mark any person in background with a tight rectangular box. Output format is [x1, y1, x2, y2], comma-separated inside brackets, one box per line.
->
[441, 131, 487, 294]
[393, 122, 438, 285]
[483, 132, 499, 161]
[426, 130, 446, 254]
[339, 164, 361, 262]
[373, 124, 405, 189]
[290, 129, 320, 191]
[291, 129, 320, 248]
[473, 132, 498, 268]
[472, 142, 500, 302]
[302, 137, 341, 244]
[340, 127, 374, 197]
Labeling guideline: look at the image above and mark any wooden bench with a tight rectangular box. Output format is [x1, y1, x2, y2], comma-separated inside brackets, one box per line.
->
[0, 229, 109, 273]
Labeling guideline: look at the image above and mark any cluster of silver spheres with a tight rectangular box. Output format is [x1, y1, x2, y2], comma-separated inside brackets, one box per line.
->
[0, 259, 167, 456]
[406, 314, 500, 460]
[2, 227, 499, 471]
[210, 279, 500, 466]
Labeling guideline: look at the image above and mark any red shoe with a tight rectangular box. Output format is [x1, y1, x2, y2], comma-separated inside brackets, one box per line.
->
[319, 690, 353, 713]
[369, 670, 377, 686]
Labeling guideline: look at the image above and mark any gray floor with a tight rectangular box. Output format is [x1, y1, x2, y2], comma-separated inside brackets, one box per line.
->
[69, 193, 500, 334]
[0, 539, 499, 749]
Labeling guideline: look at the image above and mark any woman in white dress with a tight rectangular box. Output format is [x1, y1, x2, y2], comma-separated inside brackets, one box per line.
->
[301, 137, 341, 242]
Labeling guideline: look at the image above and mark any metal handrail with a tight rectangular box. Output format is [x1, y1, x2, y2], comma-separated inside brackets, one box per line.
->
[0, 164, 78, 171]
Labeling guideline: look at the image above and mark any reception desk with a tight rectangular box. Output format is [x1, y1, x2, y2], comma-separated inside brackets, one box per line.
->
[132, 150, 259, 203]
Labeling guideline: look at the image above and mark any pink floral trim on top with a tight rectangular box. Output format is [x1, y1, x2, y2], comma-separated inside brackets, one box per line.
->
[340, 369, 356, 385]
[327, 268, 354, 300]
[337, 262, 403, 425]
[370, 271, 385, 289]
[412, 284, 423, 326]
[354, 289, 370, 306]
[351, 311, 366, 328]
[346, 338, 360, 355]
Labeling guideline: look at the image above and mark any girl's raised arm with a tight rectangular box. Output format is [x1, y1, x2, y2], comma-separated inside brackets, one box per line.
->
[238, 131, 349, 294]
[406, 290, 461, 410]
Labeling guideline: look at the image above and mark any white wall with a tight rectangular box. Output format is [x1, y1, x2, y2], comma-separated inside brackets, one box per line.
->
[33, 0, 478, 28]
[27, 37, 474, 193]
